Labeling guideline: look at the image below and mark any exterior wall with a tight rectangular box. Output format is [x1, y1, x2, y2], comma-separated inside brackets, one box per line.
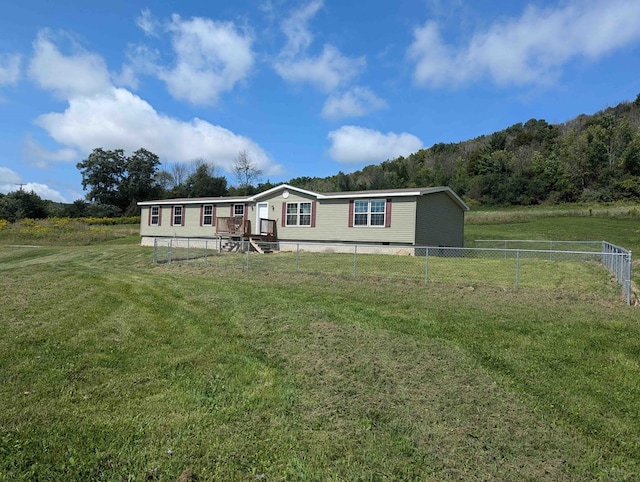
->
[254, 190, 417, 244]
[139, 187, 465, 247]
[414, 192, 465, 247]
[140, 203, 238, 238]
[255, 190, 316, 240]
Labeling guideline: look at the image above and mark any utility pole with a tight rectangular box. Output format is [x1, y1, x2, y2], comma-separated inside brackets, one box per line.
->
[16, 183, 26, 191]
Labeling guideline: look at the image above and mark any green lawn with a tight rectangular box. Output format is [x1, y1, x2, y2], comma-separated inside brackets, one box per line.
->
[1, 228, 639, 480]
[466, 209, 640, 253]
[466, 214, 639, 292]
[0, 211, 637, 480]
[165, 249, 620, 303]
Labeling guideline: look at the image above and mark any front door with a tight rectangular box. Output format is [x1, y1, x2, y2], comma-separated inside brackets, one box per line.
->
[256, 202, 269, 234]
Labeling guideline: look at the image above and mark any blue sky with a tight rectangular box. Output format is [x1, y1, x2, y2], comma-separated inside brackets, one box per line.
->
[1, 0, 640, 202]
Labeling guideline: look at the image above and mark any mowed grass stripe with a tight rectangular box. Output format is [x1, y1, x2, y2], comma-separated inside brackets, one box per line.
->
[172, 249, 622, 302]
[1, 249, 304, 480]
[1, 243, 639, 480]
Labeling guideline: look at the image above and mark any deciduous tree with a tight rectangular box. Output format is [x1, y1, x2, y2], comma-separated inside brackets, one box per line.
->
[77, 148, 127, 209]
[124, 148, 161, 207]
[232, 150, 262, 195]
[185, 160, 228, 197]
[77, 147, 162, 214]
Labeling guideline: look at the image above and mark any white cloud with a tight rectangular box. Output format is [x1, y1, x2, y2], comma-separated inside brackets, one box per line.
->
[112, 63, 139, 90]
[327, 126, 422, 164]
[280, 0, 323, 58]
[23, 183, 67, 202]
[28, 30, 112, 98]
[0, 167, 22, 185]
[34, 87, 280, 175]
[116, 44, 161, 90]
[126, 44, 160, 74]
[274, 1, 365, 93]
[409, 0, 640, 87]
[157, 14, 254, 105]
[275, 45, 365, 93]
[0, 170, 65, 202]
[136, 8, 160, 37]
[0, 54, 21, 86]
[322, 87, 387, 120]
[0, 183, 18, 195]
[26, 29, 279, 176]
[22, 134, 78, 168]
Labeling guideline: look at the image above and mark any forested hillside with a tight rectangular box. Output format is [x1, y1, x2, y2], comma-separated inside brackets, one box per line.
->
[4, 95, 640, 222]
[289, 94, 640, 205]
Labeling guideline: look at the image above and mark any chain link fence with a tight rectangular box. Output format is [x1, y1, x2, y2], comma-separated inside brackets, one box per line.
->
[152, 238, 633, 304]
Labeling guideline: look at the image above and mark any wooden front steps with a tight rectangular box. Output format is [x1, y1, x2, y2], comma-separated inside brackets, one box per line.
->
[217, 217, 278, 254]
[220, 235, 276, 254]
[221, 236, 243, 252]
[249, 236, 275, 254]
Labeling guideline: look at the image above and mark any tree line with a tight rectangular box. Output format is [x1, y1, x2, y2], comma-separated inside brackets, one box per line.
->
[3, 93, 640, 221]
[75, 148, 267, 216]
[290, 94, 640, 205]
[0, 149, 266, 221]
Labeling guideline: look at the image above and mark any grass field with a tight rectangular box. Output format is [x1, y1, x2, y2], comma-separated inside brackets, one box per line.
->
[0, 213, 638, 480]
[161, 249, 621, 304]
[466, 204, 640, 252]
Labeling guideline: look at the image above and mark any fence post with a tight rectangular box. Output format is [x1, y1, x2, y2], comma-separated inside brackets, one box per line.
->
[187, 238, 190, 261]
[153, 238, 158, 264]
[515, 249, 520, 288]
[296, 243, 299, 273]
[424, 247, 429, 283]
[204, 240, 208, 263]
[626, 251, 633, 305]
[245, 241, 249, 271]
[353, 245, 358, 279]
[168, 239, 172, 265]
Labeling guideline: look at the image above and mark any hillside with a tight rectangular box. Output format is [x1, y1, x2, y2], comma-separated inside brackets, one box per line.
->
[289, 94, 640, 206]
[5, 95, 640, 221]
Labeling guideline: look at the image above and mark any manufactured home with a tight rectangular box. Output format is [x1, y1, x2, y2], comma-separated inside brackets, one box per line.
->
[138, 184, 469, 251]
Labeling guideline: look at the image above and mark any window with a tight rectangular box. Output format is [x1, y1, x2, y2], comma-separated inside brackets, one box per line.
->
[370, 199, 385, 226]
[353, 199, 386, 227]
[233, 204, 245, 216]
[286, 202, 312, 226]
[150, 206, 160, 226]
[172, 206, 183, 226]
[202, 205, 213, 226]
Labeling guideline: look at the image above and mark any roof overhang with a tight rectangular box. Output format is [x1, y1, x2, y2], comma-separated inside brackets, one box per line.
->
[138, 184, 469, 211]
[137, 197, 250, 206]
[248, 183, 318, 201]
[318, 187, 469, 211]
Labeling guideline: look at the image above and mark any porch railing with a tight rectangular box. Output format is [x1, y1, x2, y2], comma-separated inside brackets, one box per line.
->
[258, 218, 277, 239]
[215, 217, 277, 239]
[216, 216, 250, 236]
